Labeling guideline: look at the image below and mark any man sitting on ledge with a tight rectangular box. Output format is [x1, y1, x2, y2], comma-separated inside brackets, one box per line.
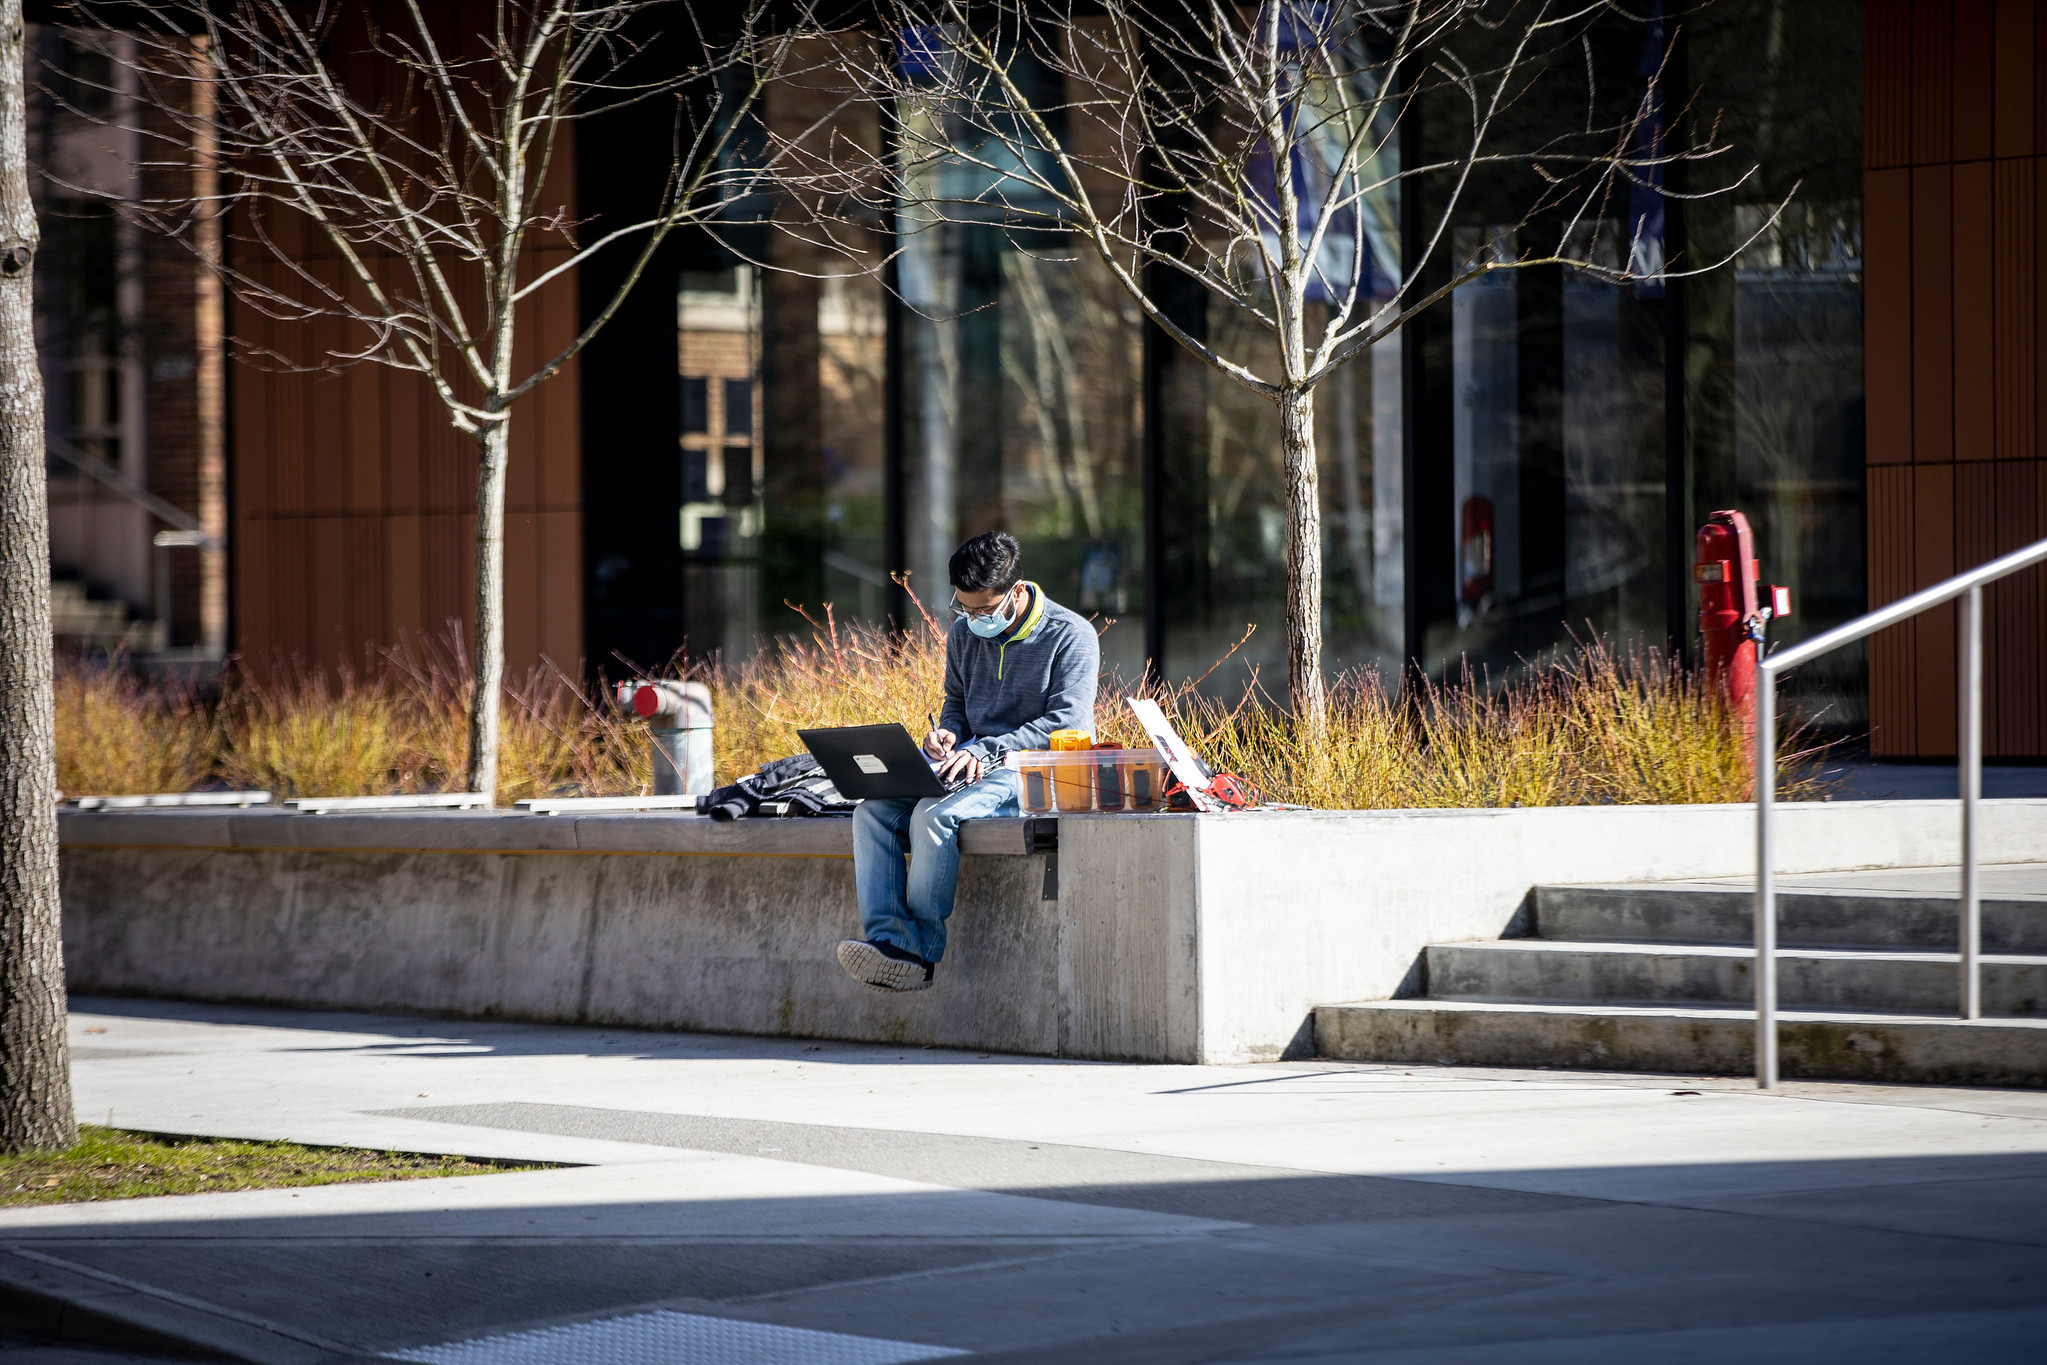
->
[837, 531, 1100, 992]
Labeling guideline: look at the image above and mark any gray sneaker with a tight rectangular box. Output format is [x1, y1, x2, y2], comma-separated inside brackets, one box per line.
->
[837, 939, 935, 992]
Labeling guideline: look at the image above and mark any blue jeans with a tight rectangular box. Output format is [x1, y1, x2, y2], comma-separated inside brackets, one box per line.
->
[852, 768, 1021, 964]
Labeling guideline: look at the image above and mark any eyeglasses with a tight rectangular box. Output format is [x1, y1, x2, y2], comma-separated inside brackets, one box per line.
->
[950, 587, 1018, 620]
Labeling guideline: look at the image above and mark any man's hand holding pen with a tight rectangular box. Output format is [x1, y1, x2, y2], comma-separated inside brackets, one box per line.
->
[924, 711, 984, 784]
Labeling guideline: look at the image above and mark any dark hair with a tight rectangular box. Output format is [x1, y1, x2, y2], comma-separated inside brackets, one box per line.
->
[949, 531, 1021, 593]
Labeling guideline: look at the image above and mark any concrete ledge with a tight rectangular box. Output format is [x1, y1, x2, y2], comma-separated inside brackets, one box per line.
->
[1183, 799, 2047, 1062]
[59, 809, 1063, 1056]
[57, 798, 2047, 1064]
[55, 808, 1042, 857]
[1314, 999, 2047, 1087]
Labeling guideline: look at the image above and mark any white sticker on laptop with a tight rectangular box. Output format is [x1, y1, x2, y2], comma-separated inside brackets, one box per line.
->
[854, 754, 888, 775]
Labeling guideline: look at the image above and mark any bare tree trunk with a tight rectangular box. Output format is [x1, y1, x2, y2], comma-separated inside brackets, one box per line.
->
[1277, 385, 1326, 730]
[465, 420, 509, 799]
[0, 0, 78, 1154]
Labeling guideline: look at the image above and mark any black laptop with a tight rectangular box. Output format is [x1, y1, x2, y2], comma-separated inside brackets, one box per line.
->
[798, 723, 972, 800]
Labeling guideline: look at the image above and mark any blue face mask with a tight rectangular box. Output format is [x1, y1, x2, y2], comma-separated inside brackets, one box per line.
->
[966, 601, 1014, 638]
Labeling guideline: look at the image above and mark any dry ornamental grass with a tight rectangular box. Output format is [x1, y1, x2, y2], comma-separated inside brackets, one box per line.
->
[55, 601, 1833, 809]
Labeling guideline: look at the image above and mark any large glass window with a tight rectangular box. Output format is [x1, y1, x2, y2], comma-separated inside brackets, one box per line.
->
[1686, 0, 1865, 727]
[897, 224, 1145, 677]
[1411, 21, 1673, 677]
[1400, 1, 1860, 711]
[1155, 302, 1404, 695]
[1154, 20, 1406, 696]
[656, 4, 1861, 713]
[894, 38, 1146, 677]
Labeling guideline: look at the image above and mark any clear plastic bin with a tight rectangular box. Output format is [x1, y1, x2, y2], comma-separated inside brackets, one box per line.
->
[1006, 748, 1169, 815]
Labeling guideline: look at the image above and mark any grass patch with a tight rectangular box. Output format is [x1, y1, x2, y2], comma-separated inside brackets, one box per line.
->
[0, 1126, 539, 1207]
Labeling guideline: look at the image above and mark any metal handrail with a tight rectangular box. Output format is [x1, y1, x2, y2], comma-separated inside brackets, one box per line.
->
[44, 435, 223, 550]
[1753, 535, 2047, 1088]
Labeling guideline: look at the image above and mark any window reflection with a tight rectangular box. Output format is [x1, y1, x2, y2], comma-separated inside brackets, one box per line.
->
[898, 221, 1145, 675]
[1688, 0, 1864, 727]
[693, 4, 1861, 721]
[678, 264, 762, 661]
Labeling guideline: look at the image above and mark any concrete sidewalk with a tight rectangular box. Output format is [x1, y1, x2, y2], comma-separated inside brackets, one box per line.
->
[7, 998, 2047, 1363]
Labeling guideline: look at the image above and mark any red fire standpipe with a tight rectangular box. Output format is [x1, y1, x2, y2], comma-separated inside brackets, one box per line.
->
[615, 680, 715, 796]
[1694, 509, 1792, 754]
[1695, 510, 1760, 716]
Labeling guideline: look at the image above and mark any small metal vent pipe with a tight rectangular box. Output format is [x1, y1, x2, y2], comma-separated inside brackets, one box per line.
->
[616, 681, 715, 797]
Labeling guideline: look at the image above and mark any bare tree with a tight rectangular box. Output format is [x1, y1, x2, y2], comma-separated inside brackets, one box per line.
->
[799, 0, 1775, 725]
[1, 0, 78, 1153]
[76, 0, 818, 794]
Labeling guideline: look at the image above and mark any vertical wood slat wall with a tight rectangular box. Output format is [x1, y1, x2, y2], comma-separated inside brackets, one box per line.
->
[229, 256, 583, 679]
[1865, 0, 2047, 758]
[225, 12, 584, 681]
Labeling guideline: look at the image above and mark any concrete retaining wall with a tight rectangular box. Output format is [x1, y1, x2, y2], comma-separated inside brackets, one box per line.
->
[58, 810, 1059, 1055]
[58, 798, 2047, 1064]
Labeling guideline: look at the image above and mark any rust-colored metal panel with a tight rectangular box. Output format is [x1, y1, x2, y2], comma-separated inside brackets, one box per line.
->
[2040, 155, 2047, 474]
[538, 509, 583, 669]
[302, 266, 348, 517]
[268, 366, 308, 518]
[537, 266, 583, 511]
[1867, 0, 1914, 169]
[383, 364, 423, 516]
[537, 358, 582, 511]
[1995, 0, 2036, 157]
[1913, 465, 1959, 755]
[1952, 0, 1997, 162]
[425, 403, 470, 516]
[2037, 465, 2047, 749]
[1955, 461, 1998, 575]
[230, 512, 271, 676]
[230, 285, 273, 520]
[428, 511, 471, 642]
[2040, 0, 2047, 155]
[1868, 466, 1918, 755]
[1911, 166, 1956, 464]
[308, 516, 351, 670]
[345, 361, 384, 514]
[384, 514, 424, 644]
[1954, 461, 2004, 750]
[266, 516, 310, 673]
[1988, 462, 2041, 756]
[507, 396, 541, 514]
[1866, 168, 1915, 465]
[1952, 162, 1995, 461]
[1994, 159, 2038, 464]
[346, 516, 388, 669]
[212, 3, 587, 681]
[1912, 0, 1956, 165]
[504, 510, 540, 674]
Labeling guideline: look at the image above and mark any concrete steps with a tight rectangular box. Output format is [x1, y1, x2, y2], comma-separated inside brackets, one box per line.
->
[1536, 883, 2047, 953]
[50, 576, 164, 654]
[1425, 939, 2047, 1015]
[1315, 872, 2047, 1086]
[1316, 999, 2047, 1088]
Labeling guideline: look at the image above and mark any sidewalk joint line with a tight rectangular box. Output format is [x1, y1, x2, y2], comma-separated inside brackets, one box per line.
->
[9, 1245, 366, 1355]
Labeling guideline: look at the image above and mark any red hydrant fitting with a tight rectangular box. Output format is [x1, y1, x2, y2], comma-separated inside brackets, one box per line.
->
[1694, 509, 1793, 750]
[614, 680, 714, 796]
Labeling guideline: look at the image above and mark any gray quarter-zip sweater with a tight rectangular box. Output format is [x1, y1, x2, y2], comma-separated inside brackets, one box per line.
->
[939, 584, 1100, 762]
